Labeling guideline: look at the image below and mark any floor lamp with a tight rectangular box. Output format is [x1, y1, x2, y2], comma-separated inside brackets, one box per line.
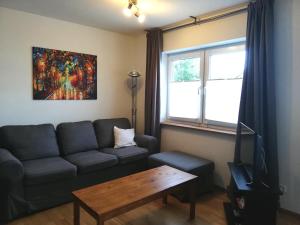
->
[128, 70, 141, 131]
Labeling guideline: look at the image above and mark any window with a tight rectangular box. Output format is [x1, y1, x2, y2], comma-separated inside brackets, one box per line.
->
[167, 43, 245, 128]
[168, 52, 203, 121]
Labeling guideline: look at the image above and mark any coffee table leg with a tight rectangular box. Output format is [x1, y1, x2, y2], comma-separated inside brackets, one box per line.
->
[189, 182, 196, 220]
[74, 201, 80, 225]
[163, 194, 168, 204]
[97, 217, 104, 225]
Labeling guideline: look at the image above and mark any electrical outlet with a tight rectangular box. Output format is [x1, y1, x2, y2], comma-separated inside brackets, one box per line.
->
[280, 184, 287, 194]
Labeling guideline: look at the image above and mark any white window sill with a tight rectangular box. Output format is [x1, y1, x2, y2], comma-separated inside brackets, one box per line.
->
[161, 121, 237, 136]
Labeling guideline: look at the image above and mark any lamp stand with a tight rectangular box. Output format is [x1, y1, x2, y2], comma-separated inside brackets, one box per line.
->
[128, 71, 141, 132]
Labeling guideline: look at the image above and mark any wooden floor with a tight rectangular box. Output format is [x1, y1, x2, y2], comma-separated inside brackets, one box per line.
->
[8, 190, 300, 225]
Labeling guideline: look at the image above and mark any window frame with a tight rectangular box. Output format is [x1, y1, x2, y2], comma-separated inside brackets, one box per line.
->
[203, 44, 246, 128]
[167, 51, 205, 124]
[165, 42, 246, 129]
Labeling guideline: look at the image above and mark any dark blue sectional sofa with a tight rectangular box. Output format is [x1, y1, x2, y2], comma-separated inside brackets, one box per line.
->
[0, 118, 158, 222]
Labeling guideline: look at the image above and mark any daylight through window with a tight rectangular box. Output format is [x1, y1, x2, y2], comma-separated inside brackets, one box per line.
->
[167, 43, 245, 127]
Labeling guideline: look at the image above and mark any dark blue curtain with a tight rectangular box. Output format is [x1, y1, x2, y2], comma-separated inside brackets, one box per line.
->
[144, 29, 163, 140]
[234, 0, 279, 190]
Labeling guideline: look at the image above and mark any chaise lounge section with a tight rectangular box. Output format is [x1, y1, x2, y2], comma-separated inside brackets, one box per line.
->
[0, 118, 158, 222]
[148, 151, 215, 200]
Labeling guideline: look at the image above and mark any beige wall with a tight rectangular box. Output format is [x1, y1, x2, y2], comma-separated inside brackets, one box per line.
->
[163, 13, 247, 52]
[133, 13, 247, 187]
[0, 7, 135, 127]
[274, 0, 300, 214]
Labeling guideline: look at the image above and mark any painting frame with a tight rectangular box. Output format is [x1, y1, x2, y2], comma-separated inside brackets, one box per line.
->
[32, 47, 97, 100]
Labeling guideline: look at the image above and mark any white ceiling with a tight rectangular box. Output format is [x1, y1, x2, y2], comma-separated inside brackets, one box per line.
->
[0, 0, 249, 33]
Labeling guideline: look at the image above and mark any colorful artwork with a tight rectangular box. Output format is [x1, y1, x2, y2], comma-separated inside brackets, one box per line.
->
[32, 47, 97, 100]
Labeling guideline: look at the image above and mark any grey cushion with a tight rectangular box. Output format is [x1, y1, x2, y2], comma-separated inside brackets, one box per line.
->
[23, 157, 77, 185]
[94, 118, 131, 148]
[57, 121, 98, 155]
[0, 124, 60, 161]
[102, 146, 148, 164]
[148, 151, 214, 175]
[64, 150, 118, 174]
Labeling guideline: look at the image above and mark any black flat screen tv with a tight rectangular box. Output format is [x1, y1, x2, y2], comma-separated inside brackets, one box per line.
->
[238, 122, 268, 187]
[239, 122, 256, 182]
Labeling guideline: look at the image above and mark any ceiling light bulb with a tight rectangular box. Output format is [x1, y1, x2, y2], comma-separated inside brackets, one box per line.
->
[123, 7, 132, 17]
[138, 14, 145, 23]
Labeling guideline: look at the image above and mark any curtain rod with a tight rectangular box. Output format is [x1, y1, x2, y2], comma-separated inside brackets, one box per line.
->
[161, 7, 248, 34]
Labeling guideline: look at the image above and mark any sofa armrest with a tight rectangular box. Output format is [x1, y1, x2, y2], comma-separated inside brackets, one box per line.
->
[0, 148, 24, 182]
[134, 135, 159, 154]
[0, 149, 27, 222]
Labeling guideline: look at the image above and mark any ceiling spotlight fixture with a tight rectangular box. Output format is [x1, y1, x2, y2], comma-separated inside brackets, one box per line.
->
[123, 0, 146, 23]
[137, 14, 145, 23]
[123, 8, 132, 17]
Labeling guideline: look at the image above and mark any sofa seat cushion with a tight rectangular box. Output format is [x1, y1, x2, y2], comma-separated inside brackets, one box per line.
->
[64, 150, 118, 174]
[23, 157, 77, 186]
[148, 151, 214, 175]
[101, 146, 148, 164]
[0, 124, 60, 161]
[148, 151, 215, 198]
[57, 121, 99, 155]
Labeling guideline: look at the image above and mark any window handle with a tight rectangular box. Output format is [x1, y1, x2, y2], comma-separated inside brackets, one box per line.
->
[198, 87, 201, 95]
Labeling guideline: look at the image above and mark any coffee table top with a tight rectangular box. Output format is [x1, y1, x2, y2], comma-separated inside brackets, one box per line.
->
[72, 165, 197, 219]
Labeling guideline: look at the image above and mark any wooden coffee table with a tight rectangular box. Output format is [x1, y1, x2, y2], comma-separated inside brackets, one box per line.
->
[72, 165, 198, 225]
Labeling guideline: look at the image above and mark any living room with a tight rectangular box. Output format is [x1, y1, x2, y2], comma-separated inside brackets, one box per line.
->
[0, 0, 299, 225]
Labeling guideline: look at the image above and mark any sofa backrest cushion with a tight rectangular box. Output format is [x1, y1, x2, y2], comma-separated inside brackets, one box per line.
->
[57, 121, 98, 155]
[0, 124, 60, 161]
[93, 118, 131, 148]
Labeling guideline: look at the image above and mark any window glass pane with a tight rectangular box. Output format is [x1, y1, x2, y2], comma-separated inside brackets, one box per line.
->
[169, 81, 201, 119]
[205, 46, 245, 125]
[209, 49, 245, 80]
[171, 57, 200, 82]
[168, 56, 201, 119]
[205, 78, 243, 124]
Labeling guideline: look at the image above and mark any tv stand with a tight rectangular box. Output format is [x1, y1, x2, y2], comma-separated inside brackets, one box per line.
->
[243, 165, 253, 182]
[224, 163, 279, 225]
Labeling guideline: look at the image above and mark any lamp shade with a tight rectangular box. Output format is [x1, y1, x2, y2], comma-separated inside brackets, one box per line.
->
[128, 71, 141, 77]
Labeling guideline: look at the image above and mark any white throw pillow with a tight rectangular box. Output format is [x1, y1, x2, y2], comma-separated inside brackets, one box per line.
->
[114, 126, 136, 148]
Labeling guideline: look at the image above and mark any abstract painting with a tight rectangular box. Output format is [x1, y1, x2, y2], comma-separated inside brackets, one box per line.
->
[32, 47, 97, 100]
